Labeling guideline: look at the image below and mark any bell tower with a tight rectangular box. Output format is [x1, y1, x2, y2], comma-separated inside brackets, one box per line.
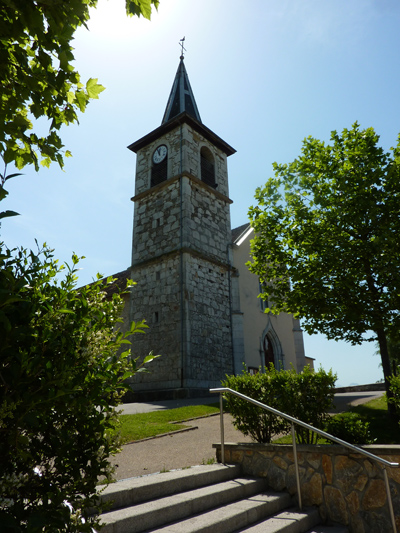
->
[127, 56, 236, 397]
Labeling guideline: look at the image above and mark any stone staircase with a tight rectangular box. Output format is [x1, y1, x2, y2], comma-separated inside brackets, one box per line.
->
[97, 464, 348, 533]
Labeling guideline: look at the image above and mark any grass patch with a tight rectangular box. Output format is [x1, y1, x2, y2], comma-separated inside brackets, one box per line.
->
[116, 403, 220, 443]
[273, 395, 400, 445]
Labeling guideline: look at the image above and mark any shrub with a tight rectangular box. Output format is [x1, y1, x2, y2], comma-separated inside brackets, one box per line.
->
[279, 365, 337, 444]
[324, 412, 373, 445]
[222, 365, 336, 444]
[0, 244, 157, 532]
[388, 372, 400, 417]
[222, 366, 289, 443]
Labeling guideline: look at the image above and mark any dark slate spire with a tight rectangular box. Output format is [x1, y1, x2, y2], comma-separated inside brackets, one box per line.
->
[161, 56, 201, 124]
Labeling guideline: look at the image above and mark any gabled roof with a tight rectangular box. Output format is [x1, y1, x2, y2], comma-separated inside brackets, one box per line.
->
[232, 223, 253, 246]
[162, 57, 201, 124]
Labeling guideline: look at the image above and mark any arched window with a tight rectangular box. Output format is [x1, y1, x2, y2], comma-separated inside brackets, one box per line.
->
[200, 146, 216, 188]
[261, 322, 284, 371]
[264, 335, 275, 369]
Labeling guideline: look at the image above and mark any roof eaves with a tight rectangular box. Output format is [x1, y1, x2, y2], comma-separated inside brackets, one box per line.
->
[128, 112, 236, 156]
[232, 223, 253, 246]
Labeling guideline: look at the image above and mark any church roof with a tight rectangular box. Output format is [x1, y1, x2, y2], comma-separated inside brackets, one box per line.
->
[102, 268, 130, 297]
[162, 56, 201, 124]
[232, 223, 253, 245]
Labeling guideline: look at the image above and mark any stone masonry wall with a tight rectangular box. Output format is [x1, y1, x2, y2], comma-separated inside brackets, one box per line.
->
[182, 178, 232, 265]
[183, 124, 229, 198]
[129, 249, 233, 391]
[133, 123, 229, 198]
[131, 180, 181, 266]
[128, 255, 182, 390]
[134, 127, 182, 196]
[213, 442, 400, 533]
[183, 253, 233, 388]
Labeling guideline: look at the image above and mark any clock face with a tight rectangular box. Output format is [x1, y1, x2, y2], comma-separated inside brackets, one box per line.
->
[153, 145, 168, 164]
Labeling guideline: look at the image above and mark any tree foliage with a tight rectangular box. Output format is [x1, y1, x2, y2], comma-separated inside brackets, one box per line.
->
[0, 244, 158, 532]
[249, 123, 400, 408]
[0, 2, 161, 528]
[0, 0, 159, 170]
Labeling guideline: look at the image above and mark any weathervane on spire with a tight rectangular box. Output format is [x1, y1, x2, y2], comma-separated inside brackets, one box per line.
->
[179, 37, 186, 59]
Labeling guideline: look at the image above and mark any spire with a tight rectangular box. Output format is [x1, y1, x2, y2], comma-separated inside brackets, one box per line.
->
[161, 56, 202, 125]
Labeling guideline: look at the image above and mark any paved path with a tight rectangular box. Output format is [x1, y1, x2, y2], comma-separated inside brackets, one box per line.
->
[110, 390, 384, 481]
[109, 413, 252, 481]
[119, 395, 219, 415]
[330, 390, 384, 413]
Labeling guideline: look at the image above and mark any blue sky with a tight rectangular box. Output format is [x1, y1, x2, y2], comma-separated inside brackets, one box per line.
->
[3, 0, 400, 386]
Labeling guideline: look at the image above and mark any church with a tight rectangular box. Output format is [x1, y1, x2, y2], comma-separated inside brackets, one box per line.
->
[112, 55, 309, 400]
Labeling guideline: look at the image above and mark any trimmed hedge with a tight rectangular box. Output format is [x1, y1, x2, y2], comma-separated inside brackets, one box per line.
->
[222, 365, 336, 444]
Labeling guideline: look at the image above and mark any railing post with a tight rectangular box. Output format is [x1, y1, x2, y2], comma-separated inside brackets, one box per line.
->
[383, 466, 397, 532]
[291, 423, 302, 510]
[219, 392, 225, 465]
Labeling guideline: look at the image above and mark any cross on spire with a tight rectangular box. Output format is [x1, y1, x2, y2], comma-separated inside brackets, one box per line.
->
[179, 36, 186, 59]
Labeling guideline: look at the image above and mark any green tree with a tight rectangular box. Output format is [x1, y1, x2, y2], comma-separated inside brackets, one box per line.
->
[0, 0, 159, 171]
[376, 334, 400, 376]
[0, 3, 161, 528]
[0, 243, 158, 532]
[249, 123, 400, 416]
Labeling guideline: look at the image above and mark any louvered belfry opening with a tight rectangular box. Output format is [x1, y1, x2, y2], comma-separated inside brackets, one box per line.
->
[200, 146, 216, 188]
[151, 157, 167, 187]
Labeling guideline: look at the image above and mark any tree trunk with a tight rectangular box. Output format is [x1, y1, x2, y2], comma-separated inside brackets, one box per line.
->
[376, 328, 397, 420]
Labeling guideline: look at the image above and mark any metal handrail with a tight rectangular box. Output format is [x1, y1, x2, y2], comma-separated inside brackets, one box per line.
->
[210, 387, 399, 532]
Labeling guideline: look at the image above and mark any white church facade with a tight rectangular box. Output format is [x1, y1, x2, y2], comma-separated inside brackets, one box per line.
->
[112, 56, 309, 399]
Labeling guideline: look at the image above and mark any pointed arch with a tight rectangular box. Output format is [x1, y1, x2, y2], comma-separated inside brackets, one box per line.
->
[260, 320, 284, 371]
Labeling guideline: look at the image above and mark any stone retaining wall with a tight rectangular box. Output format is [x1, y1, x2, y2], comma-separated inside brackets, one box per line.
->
[213, 442, 400, 533]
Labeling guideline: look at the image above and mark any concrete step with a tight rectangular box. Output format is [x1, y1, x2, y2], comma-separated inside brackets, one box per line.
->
[99, 464, 241, 511]
[97, 464, 340, 533]
[239, 509, 347, 532]
[307, 526, 349, 533]
[236, 508, 320, 532]
[100, 473, 271, 533]
[144, 492, 292, 533]
[148, 507, 349, 533]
